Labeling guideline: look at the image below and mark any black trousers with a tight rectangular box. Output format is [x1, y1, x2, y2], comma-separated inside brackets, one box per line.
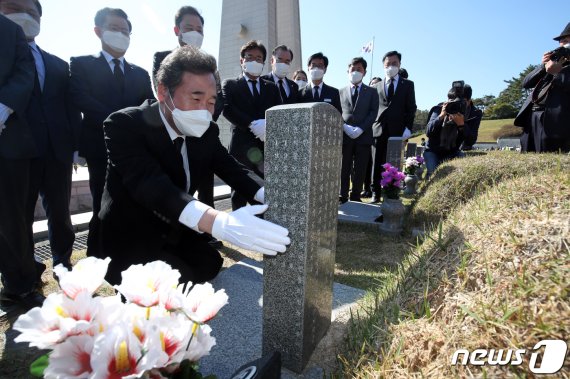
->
[85, 156, 107, 257]
[340, 141, 370, 199]
[26, 147, 74, 267]
[363, 148, 373, 192]
[228, 129, 264, 210]
[0, 157, 39, 294]
[102, 230, 224, 286]
[525, 110, 570, 153]
[371, 134, 389, 195]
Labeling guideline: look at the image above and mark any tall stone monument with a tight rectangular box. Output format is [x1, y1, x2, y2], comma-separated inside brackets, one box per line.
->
[217, 0, 302, 147]
[262, 103, 342, 373]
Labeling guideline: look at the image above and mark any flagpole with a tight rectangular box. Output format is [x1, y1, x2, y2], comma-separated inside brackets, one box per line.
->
[370, 36, 375, 81]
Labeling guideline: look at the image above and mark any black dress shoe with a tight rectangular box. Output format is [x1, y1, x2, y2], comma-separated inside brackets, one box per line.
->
[339, 196, 348, 204]
[208, 237, 223, 249]
[371, 195, 381, 203]
[0, 289, 45, 310]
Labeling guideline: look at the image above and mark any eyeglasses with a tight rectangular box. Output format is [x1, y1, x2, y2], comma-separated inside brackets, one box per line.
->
[243, 54, 264, 63]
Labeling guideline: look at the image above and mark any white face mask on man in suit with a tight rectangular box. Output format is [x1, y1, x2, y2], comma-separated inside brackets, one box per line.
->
[102, 31, 130, 53]
[165, 92, 212, 138]
[385, 65, 399, 78]
[180, 31, 203, 48]
[4, 12, 40, 39]
[242, 61, 264, 77]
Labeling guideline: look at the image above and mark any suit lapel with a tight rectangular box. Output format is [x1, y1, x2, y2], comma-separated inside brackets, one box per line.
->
[379, 81, 387, 103]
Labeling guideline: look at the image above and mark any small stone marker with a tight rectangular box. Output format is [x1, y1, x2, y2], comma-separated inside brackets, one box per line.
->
[386, 137, 406, 170]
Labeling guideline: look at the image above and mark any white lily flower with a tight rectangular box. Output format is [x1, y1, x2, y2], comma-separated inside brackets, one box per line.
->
[182, 282, 228, 322]
[54, 257, 111, 299]
[44, 335, 94, 379]
[14, 297, 62, 349]
[175, 322, 216, 363]
[115, 261, 181, 307]
[90, 323, 160, 379]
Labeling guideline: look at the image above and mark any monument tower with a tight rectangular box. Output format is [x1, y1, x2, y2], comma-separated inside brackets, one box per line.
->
[217, 0, 302, 146]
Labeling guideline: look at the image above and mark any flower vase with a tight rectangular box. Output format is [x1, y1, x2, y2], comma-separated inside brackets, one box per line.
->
[378, 198, 405, 235]
[416, 165, 424, 181]
[404, 174, 418, 195]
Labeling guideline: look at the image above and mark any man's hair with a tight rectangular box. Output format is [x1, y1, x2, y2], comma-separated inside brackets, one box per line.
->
[399, 68, 408, 79]
[157, 46, 217, 94]
[293, 69, 307, 79]
[0, 0, 42, 16]
[272, 45, 293, 61]
[348, 57, 367, 70]
[382, 50, 402, 62]
[369, 77, 381, 85]
[174, 6, 204, 27]
[307, 52, 329, 68]
[95, 7, 132, 32]
[240, 40, 267, 62]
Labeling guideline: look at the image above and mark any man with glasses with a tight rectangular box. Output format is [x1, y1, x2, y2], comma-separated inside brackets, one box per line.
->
[221, 40, 281, 210]
[70, 7, 155, 258]
[298, 52, 341, 114]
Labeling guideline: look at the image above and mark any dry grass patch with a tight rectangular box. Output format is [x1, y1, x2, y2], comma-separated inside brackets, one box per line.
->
[340, 166, 569, 377]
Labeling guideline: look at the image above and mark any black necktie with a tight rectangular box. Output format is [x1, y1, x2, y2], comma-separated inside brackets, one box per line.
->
[112, 58, 124, 89]
[173, 137, 184, 154]
[352, 85, 359, 106]
[249, 79, 260, 98]
[387, 79, 394, 102]
[313, 86, 319, 100]
[278, 79, 287, 102]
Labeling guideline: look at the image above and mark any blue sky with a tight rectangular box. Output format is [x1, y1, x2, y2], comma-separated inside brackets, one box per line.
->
[34, 0, 569, 110]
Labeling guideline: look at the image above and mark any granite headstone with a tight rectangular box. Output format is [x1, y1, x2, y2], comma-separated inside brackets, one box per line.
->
[386, 137, 406, 170]
[405, 142, 417, 158]
[262, 102, 343, 373]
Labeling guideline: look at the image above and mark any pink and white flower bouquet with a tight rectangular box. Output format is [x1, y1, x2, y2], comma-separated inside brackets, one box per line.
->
[403, 155, 425, 175]
[13, 257, 227, 379]
[381, 163, 405, 200]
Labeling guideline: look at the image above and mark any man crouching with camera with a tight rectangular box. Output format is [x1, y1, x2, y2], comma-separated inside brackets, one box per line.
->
[424, 81, 482, 178]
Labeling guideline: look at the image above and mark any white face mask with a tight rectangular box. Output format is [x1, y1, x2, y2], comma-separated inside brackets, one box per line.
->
[564, 43, 570, 49]
[385, 65, 399, 78]
[5, 13, 40, 39]
[102, 30, 130, 53]
[349, 71, 364, 84]
[309, 68, 325, 81]
[273, 62, 290, 78]
[295, 80, 307, 88]
[165, 92, 212, 138]
[180, 31, 203, 48]
[242, 61, 264, 76]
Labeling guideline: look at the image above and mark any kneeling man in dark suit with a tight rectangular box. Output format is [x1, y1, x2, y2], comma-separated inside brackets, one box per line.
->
[98, 46, 290, 284]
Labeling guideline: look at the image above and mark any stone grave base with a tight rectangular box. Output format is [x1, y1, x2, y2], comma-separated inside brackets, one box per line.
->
[200, 259, 365, 378]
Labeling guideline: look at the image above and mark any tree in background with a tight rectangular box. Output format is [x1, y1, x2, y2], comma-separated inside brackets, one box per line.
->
[473, 64, 538, 119]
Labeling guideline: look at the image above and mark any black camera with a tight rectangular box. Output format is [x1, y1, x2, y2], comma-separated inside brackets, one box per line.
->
[549, 46, 570, 62]
[445, 80, 467, 116]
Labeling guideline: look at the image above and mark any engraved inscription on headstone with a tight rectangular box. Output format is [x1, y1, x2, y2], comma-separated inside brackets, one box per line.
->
[405, 142, 417, 158]
[416, 146, 425, 157]
[386, 137, 406, 170]
[263, 102, 342, 373]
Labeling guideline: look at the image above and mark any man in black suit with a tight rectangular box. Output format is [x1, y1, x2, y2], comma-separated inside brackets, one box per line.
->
[515, 23, 570, 153]
[371, 51, 416, 203]
[222, 40, 281, 210]
[3, 0, 81, 271]
[339, 57, 379, 203]
[70, 7, 155, 256]
[100, 46, 289, 284]
[261, 45, 299, 104]
[0, 9, 44, 309]
[298, 52, 342, 114]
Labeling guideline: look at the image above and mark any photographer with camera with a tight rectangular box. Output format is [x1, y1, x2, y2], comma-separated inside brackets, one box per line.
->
[424, 81, 482, 178]
[515, 22, 570, 153]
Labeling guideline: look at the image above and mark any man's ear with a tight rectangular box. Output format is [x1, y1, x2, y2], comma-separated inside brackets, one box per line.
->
[157, 83, 167, 102]
[174, 26, 180, 36]
[94, 26, 103, 39]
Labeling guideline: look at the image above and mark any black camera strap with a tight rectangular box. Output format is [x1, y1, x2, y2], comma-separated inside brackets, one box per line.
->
[531, 74, 553, 106]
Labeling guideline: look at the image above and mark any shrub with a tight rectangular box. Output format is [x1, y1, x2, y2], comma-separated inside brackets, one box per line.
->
[492, 123, 523, 140]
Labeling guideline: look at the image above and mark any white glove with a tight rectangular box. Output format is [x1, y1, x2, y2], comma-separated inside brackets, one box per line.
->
[402, 127, 412, 139]
[343, 123, 353, 136]
[351, 127, 364, 139]
[249, 119, 266, 141]
[211, 204, 290, 256]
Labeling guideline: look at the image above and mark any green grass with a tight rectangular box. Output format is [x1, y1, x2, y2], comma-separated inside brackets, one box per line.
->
[409, 118, 515, 144]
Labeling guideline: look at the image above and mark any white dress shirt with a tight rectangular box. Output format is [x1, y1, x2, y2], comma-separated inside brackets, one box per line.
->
[271, 72, 291, 97]
[384, 74, 400, 94]
[101, 50, 125, 74]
